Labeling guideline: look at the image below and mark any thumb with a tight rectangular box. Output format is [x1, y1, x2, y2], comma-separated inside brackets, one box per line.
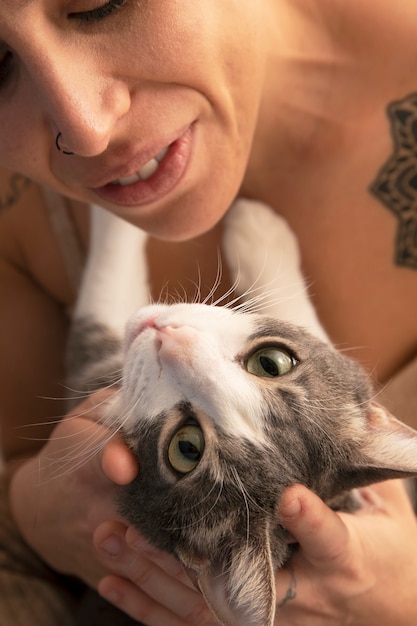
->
[102, 436, 139, 485]
[278, 484, 350, 568]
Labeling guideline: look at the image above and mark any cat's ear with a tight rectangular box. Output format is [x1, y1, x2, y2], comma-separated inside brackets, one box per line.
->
[180, 525, 277, 626]
[340, 402, 417, 489]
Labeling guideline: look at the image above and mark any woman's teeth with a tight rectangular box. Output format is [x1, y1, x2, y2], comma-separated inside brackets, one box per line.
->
[111, 146, 169, 186]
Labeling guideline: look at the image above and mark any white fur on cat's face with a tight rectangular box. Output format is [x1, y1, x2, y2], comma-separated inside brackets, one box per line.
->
[122, 303, 272, 445]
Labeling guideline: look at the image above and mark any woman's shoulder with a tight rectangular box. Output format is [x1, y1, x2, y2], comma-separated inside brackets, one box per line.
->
[0, 168, 85, 308]
[0, 168, 43, 267]
[0, 168, 32, 210]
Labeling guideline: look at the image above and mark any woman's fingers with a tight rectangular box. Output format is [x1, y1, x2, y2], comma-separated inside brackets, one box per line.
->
[92, 481, 417, 626]
[98, 573, 215, 626]
[95, 522, 215, 625]
[124, 526, 193, 585]
[278, 484, 350, 568]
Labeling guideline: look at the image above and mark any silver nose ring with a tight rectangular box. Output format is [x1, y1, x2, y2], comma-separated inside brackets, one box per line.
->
[55, 132, 74, 155]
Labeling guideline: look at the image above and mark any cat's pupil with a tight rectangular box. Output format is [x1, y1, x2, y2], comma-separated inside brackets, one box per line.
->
[168, 424, 205, 474]
[259, 356, 279, 377]
[246, 346, 296, 378]
[178, 440, 201, 461]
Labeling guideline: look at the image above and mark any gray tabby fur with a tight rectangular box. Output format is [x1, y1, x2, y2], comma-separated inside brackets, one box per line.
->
[68, 200, 417, 626]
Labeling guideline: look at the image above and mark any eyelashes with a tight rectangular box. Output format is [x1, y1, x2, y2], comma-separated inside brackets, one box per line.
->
[0, 50, 15, 92]
[0, 0, 129, 93]
[68, 0, 128, 23]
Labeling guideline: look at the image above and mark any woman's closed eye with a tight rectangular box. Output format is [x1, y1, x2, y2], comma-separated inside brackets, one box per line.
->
[67, 0, 128, 23]
[0, 49, 14, 92]
[0, 0, 130, 94]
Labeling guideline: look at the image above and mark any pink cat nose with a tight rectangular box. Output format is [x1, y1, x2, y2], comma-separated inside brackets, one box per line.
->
[157, 324, 200, 361]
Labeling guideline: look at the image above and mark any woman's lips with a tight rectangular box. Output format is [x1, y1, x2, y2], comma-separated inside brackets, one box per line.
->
[90, 126, 193, 207]
[110, 146, 169, 186]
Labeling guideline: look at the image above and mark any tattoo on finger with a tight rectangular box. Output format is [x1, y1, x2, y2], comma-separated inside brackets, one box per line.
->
[277, 565, 297, 609]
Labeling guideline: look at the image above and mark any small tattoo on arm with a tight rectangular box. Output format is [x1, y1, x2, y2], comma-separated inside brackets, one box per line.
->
[0, 174, 31, 213]
[371, 92, 417, 269]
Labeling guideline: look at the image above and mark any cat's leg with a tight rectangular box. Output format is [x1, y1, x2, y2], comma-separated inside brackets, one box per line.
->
[67, 205, 149, 401]
[223, 198, 329, 342]
[74, 205, 149, 332]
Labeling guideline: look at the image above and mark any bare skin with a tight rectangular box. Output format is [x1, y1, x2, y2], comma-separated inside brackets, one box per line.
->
[1, 0, 417, 624]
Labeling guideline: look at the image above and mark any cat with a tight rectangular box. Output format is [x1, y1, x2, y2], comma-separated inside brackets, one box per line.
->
[68, 199, 417, 626]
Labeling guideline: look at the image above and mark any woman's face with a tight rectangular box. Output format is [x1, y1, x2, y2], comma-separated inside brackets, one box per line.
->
[0, 0, 269, 239]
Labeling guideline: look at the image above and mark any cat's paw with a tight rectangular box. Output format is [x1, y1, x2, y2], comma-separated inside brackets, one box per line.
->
[222, 198, 302, 296]
[75, 206, 150, 327]
[90, 204, 148, 252]
[223, 199, 329, 341]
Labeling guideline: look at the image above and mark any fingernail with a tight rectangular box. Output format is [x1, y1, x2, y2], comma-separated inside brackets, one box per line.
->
[100, 534, 122, 557]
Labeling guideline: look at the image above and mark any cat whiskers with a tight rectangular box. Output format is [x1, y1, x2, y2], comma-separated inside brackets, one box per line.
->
[156, 250, 226, 307]
[229, 464, 272, 515]
[137, 250, 309, 320]
[27, 384, 130, 483]
[195, 248, 306, 316]
[225, 278, 314, 319]
[228, 465, 251, 544]
[208, 249, 225, 301]
[15, 379, 117, 438]
[283, 383, 375, 458]
[162, 476, 225, 533]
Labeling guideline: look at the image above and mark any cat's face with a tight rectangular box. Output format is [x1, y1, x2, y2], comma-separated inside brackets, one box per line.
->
[114, 303, 417, 626]
[122, 302, 304, 444]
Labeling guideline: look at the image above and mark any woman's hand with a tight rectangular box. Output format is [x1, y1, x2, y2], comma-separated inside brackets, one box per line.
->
[93, 480, 417, 626]
[8, 387, 216, 624]
[16, 389, 416, 626]
[275, 480, 417, 625]
[95, 525, 217, 625]
[9, 389, 138, 589]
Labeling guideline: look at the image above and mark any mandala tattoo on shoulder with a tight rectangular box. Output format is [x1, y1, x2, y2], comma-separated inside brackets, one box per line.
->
[371, 92, 417, 269]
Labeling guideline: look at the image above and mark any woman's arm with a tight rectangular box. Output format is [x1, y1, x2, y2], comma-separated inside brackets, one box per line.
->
[9, 393, 138, 589]
[0, 172, 140, 593]
[0, 252, 69, 469]
[0, 171, 69, 468]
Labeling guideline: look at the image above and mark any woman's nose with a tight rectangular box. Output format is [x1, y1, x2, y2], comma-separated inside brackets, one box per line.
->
[33, 45, 131, 157]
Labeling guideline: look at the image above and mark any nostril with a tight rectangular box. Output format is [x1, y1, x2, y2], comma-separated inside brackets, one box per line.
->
[137, 317, 158, 336]
[126, 316, 158, 349]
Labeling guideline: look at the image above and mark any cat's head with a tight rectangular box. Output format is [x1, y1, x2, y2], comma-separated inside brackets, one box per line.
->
[113, 303, 417, 626]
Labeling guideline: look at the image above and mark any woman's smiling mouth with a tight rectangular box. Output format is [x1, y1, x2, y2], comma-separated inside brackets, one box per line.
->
[110, 146, 169, 186]
[90, 125, 194, 207]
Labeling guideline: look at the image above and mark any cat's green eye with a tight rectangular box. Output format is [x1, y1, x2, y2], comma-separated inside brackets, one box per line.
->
[168, 425, 205, 474]
[246, 347, 296, 378]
